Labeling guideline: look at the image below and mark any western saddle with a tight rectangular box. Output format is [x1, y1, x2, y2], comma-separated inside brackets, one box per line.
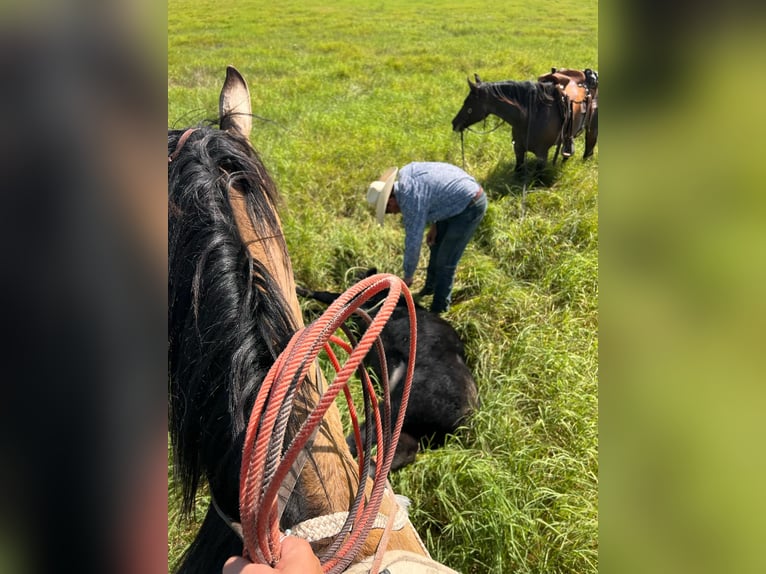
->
[538, 67, 598, 158]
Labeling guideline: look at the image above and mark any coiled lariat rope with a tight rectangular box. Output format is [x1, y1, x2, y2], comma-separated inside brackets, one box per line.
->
[239, 273, 417, 574]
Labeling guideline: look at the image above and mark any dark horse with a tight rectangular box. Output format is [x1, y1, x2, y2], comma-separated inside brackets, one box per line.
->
[298, 269, 479, 471]
[451, 76, 597, 172]
[169, 67, 434, 574]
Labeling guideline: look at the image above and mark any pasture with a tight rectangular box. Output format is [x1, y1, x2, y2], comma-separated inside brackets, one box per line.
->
[168, 0, 598, 572]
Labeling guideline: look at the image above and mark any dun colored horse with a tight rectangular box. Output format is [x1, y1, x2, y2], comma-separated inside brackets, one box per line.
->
[451, 75, 597, 172]
[169, 67, 456, 573]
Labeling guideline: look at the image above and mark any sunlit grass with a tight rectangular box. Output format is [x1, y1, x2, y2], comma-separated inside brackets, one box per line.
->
[169, 0, 597, 572]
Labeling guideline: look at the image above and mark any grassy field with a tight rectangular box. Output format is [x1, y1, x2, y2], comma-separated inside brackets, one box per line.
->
[168, 1, 598, 572]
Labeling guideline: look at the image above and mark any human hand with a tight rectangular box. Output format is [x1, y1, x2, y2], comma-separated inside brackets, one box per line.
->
[426, 225, 437, 247]
[222, 537, 322, 573]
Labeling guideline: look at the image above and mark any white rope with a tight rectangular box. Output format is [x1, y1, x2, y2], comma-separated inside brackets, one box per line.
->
[288, 496, 411, 543]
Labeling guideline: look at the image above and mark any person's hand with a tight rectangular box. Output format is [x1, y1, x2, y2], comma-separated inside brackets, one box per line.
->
[426, 225, 437, 247]
[223, 536, 322, 573]
[402, 276, 414, 288]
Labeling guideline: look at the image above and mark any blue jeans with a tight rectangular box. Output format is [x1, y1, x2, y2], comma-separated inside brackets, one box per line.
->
[424, 191, 487, 313]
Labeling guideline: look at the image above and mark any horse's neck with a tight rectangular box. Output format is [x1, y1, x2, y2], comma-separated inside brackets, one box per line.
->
[486, 86, 527, 127]
[228, 188, 302, 316]
[229, 186, 357, 508]
[230, 187, 428, 558]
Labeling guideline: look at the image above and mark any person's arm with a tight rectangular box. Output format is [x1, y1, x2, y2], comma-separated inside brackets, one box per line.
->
[401, 209, 427, 283]
[222, 537, 322, 574]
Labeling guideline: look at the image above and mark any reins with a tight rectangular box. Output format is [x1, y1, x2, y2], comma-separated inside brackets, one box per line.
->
[460, 119, 505, 169]
[461, 131, 465, 170]
[521, 89, 534, 218]
[238, 273, 418, 574]
[464, 119, 504, 135]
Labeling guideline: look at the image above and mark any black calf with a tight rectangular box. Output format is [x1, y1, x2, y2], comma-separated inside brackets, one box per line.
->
[297, 273, 479, 470]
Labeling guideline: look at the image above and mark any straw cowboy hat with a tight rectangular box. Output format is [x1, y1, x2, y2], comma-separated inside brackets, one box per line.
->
[366, 166, 398, 225]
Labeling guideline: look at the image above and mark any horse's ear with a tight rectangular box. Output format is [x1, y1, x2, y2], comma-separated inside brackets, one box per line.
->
[219, 66, 252, 139]
[467, 77, 477, 91]
[474, 73, 482, 84]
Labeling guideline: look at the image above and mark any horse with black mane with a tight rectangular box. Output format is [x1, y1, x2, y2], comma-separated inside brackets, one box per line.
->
[451, 74, 598, 172]
[298, 269, 480, 471]
[169, 66, 457, 574]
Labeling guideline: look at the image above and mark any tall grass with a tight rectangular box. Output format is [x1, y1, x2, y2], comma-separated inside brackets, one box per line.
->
[169, 1, 597, 572]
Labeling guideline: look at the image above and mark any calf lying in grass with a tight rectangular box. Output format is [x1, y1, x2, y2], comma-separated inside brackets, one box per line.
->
[297, 272, 479, 470]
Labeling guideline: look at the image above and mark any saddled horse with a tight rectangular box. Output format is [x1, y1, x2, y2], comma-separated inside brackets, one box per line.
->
[169, 67, 456, 573]
[451, 75, 596, 172]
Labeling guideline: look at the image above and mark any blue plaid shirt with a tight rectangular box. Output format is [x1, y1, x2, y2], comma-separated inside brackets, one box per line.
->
[394, 162, 481, 278]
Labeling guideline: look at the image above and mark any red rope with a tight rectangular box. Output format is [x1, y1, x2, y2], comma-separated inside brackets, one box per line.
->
[239, 273, 417, 573]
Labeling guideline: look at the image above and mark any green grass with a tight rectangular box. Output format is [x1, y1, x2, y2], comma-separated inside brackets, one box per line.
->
[169, 1, 597, 572]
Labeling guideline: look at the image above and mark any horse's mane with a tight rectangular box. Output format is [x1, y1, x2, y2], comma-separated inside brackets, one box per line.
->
[483, 80, 559, 107]
[168, 122, 300, 530]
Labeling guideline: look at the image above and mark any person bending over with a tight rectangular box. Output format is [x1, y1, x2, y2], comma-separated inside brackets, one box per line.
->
[366, 162, 487, 313]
